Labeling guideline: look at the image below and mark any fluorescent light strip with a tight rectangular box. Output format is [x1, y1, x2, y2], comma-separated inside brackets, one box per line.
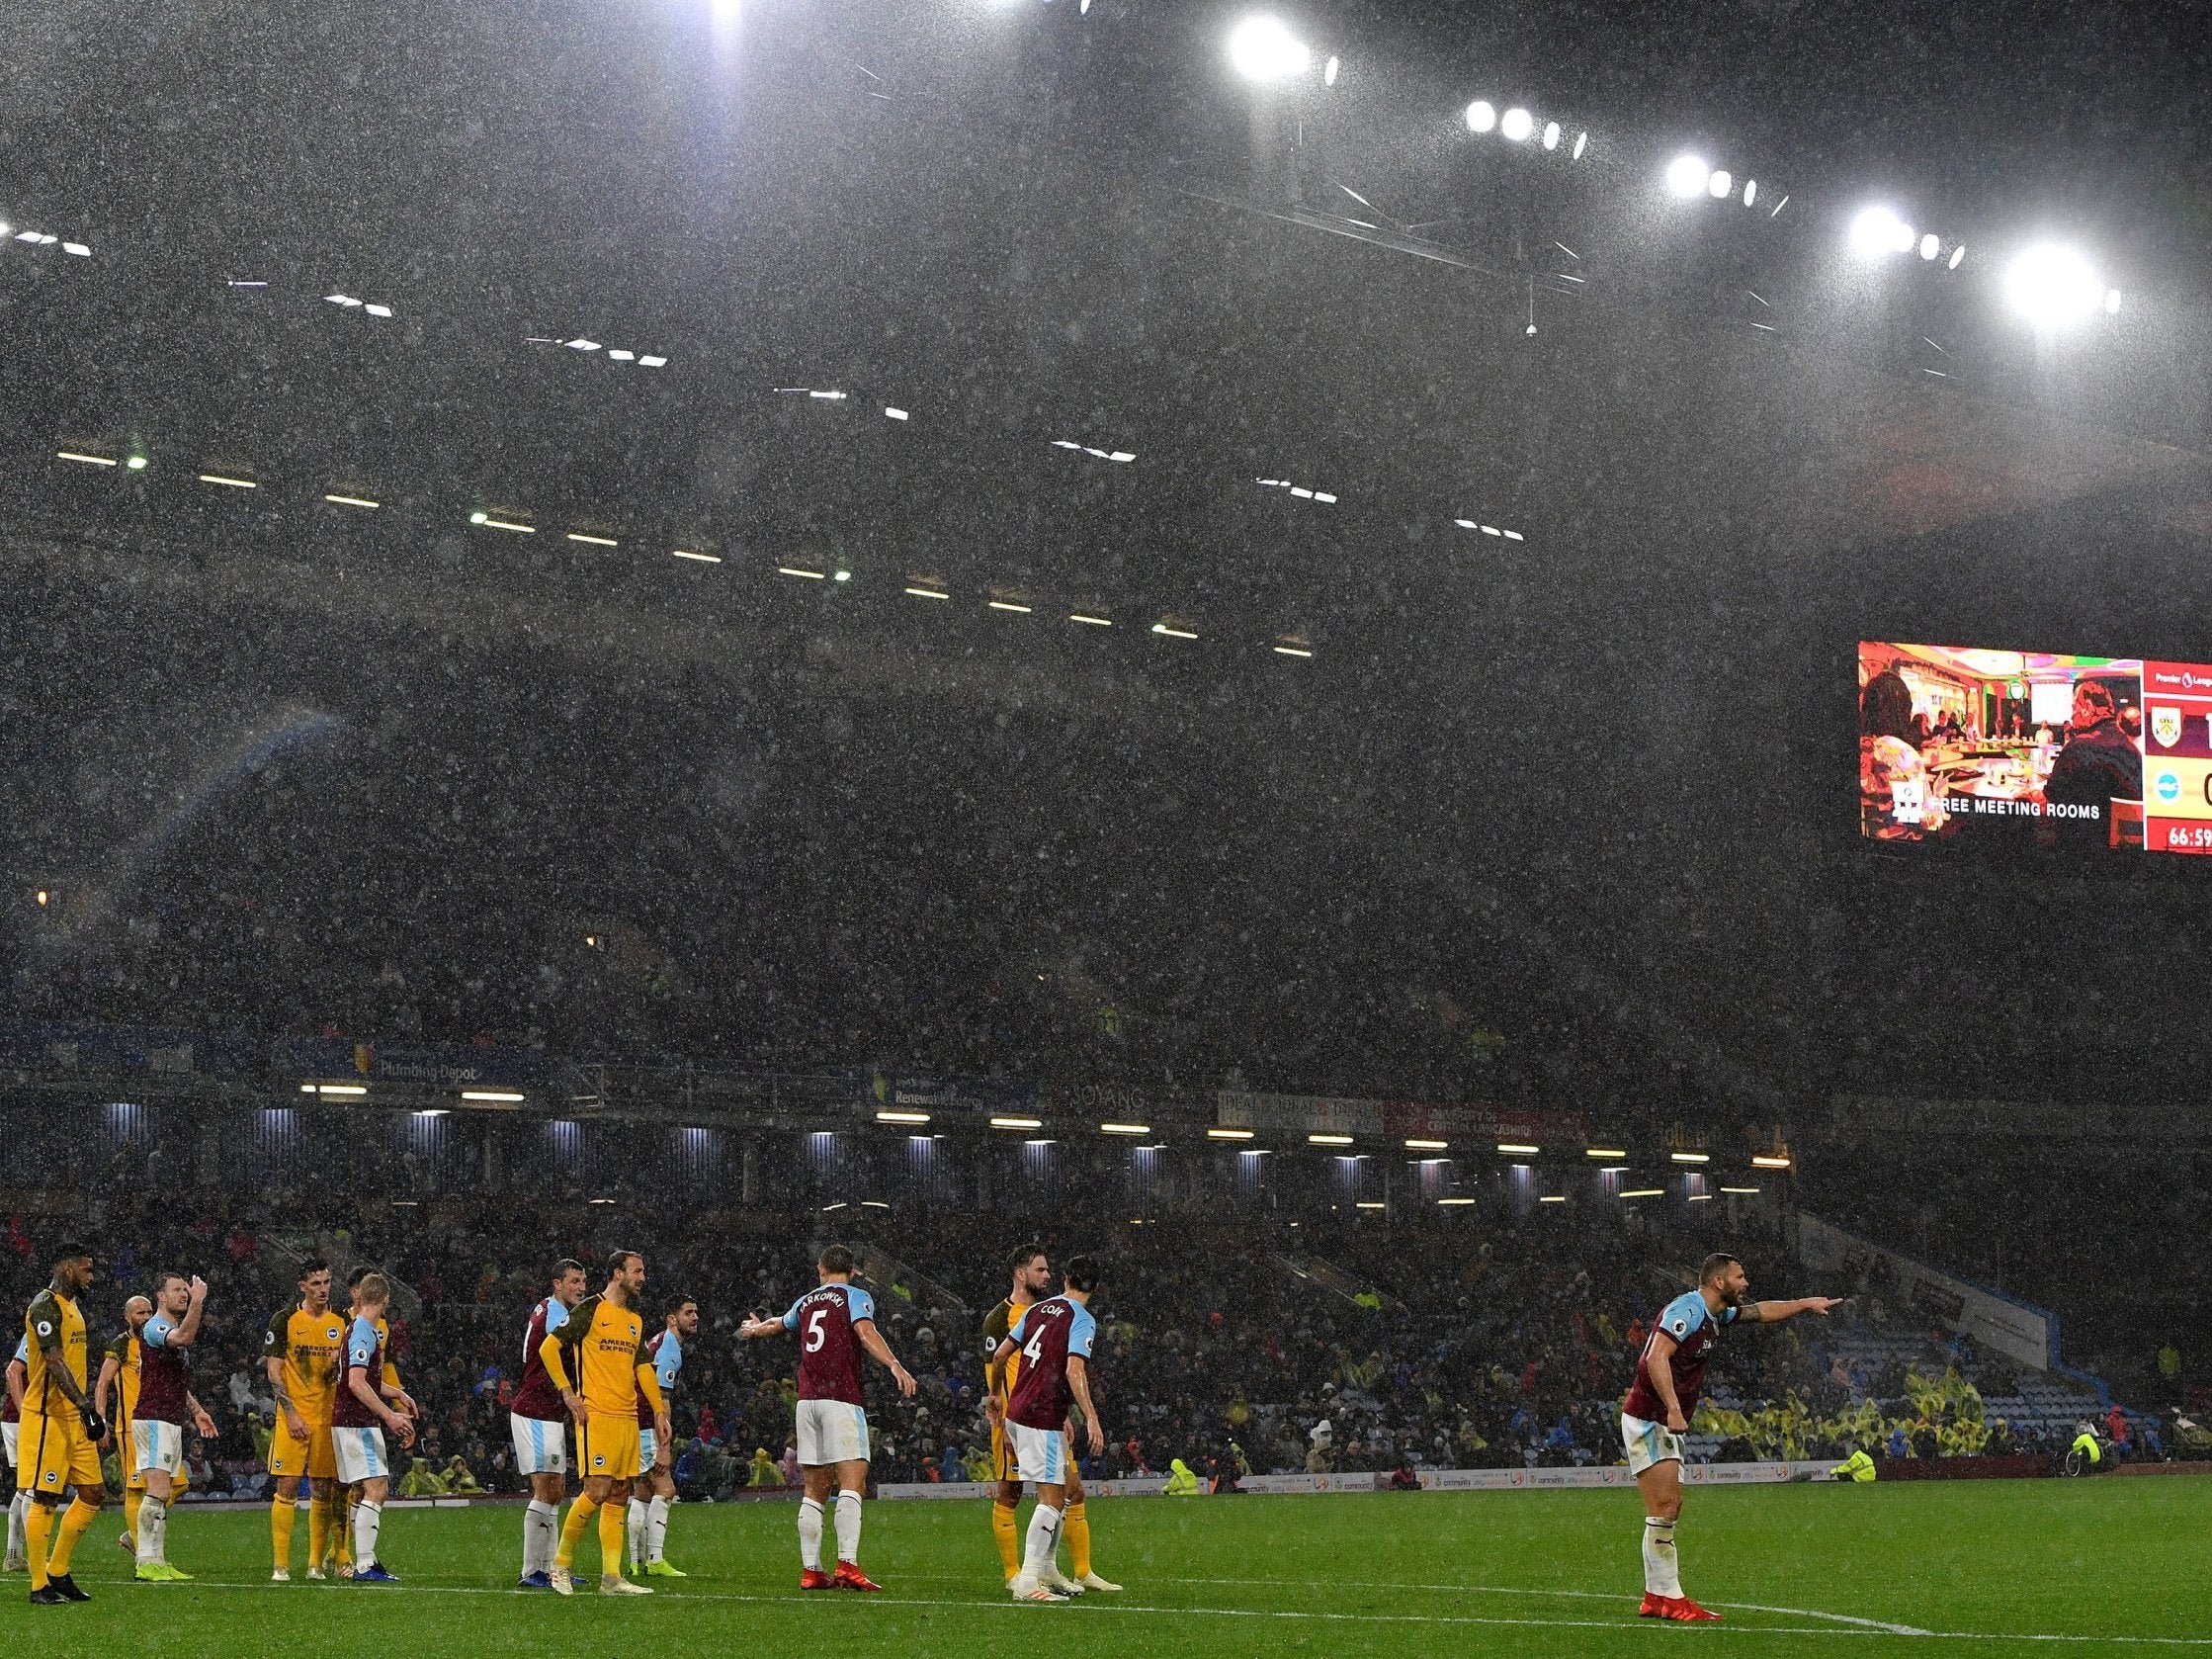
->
[1308, 1133, 1354, 1146]
[780, 567, 827, 580]
[1404, 1139, 1449, 1152]
[988, 600, 1034, 613]
[1538, 1194, 1568, 1203]
[1688, 1192, 1715, 1201]
[638, 357, 667, 369]
[199, 474, 257, 488]
[861, 1200, 890, 1209]
[1750, 1155, 1794, 1169]
[1100, 1122, 1150, 1136]
[1355, 1201, 1386, 1210]
[671, 550, 722, 564]
[905, 586, 951, 600]
[1273, 645, 1314, 657]
[1151, 623, 1198, 640]
[1584, 1148, 1627, 1160]
[876, 1110, 931, 1125]
[1438, 1197, 1476, 1206]
[469, 513, 535, 532]
[1620, 1188, 1665, 1199]
[56, 451, 117, 466]
[1670, 1152, 1711, 1165]
[1496, 1142, 1540, 1155]
[1719, 1186, 1761, 1195]
[323, 493, 380, 509]
[1208, 1127, 1255, 1141]
[989, 1116, 1044, 1131]
[566, 532, 619, 548]
[885, 407, 909, 420]
[1068, 614, 1113, 627]
[460, 1090, 526, 1103]
[301, 1083, 369, 1097]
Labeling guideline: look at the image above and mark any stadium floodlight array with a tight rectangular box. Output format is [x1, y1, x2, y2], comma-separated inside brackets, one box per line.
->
[1051, 439, 1137, 463]
[1256, 477, 1338, 504]
[2003, 243, 2121, 325]
[1228, 15, 1312, 84]
[1663, 155, 1772, 212]
[529, 335, 668, 367]
[325, 293, 396, 318]
[1463, 100, 1587, 160]
[6, 222, 91, 256]
[1454, 516, 1526, 542]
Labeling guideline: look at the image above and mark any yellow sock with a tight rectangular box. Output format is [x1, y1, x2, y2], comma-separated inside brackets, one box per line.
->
[272, 1494, 297, 1570]
[307, 1492, 329, 1569]
[597, 1498, 625, 1580]
[991, 1500, 1021, 1579]
[555, 1495, 598, 1569]
[47, 1498, 100, 1576]
[124, 1489, 143, 1545]
[1065, 1499, 1092, 1579]
[26, 1502, 53, 1591]
[333, 1490, 354, 1568]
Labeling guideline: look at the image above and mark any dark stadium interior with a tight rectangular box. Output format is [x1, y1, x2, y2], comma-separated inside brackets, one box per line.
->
[7, 0, 2212, 1527]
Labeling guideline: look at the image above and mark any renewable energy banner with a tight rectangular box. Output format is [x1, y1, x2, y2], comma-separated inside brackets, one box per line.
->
[1857, 642, 2212, 856]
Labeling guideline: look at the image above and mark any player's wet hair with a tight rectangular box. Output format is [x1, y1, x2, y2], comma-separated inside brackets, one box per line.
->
[356, 1271, 391, 1307]
[607, 1249, 641, 1279]
[348, 1265, 373, 1288]
[1008, 1241, 1048, 1275]
[553, 1258, 586, 1281]
[151, 1269, 188, 1295]
[298, 1256, 330, 1281]
[1063, 1255, 1101, 1293]
[818, 1244, 857, 1275]
[1698, 1252, 1743, 1285]
[666, 1294, 697, 1317]
[50, 1241, 90, 1266]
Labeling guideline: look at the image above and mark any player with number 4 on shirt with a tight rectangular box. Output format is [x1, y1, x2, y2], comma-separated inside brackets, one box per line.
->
[990, 1255, 1107, 1605]
[739, 1244, 916, 1592]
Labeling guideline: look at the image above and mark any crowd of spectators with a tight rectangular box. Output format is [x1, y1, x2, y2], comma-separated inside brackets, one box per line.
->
[0, 1182, 2128, 1506]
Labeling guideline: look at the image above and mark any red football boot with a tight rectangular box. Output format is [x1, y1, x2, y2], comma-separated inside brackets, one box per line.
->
[800, 1568, 835, 1590]
[832, 1561, 885, 1592]
[1665, 1598, 1723, 1622]
[1638, 1593, 1672, 1618]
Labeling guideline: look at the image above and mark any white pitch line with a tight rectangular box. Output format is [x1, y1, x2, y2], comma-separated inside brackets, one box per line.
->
[135, 1578, 2212, 1645]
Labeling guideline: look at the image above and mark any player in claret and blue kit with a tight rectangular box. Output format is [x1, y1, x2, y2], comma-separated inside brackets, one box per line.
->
[740, 1244, 916, 1592]
[991, 1256, 1107, 1606]
[1621, 1252, 1840, 1622]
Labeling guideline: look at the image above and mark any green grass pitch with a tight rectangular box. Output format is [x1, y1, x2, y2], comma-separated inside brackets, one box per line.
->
[18, 1479, 2211, 1655]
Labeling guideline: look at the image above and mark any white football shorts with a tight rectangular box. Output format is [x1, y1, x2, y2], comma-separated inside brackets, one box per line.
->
[1009, 1420, 1070, 1484]
[131, 1418, 185, 1477]
[1621, 1412, 1684, 1475]
[795, 1399, 870, 1467]
[331, 1425, 389, 1485]
[509, 1413, 567, 1476]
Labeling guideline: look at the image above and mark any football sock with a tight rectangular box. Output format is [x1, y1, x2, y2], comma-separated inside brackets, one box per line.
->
[136, 1495, 168, 1566]
[7, 1489, 28, 1562]
[645, 1494, 671, 1562]
[124, 1488, 143, 1546]
[25, 1502, 53, 1591]
[352, 1501, 382, 1570]
[797, 1497, 825, 1571]
[627, 1498, 647, 1568]
[596, 1497, 624, 1579]
[554, 1495, 598, 1569]
[1022, 1501, 1063, 1582]
[307, 1492, 330, 1568]
[525, 1499, 559, 1575]
[48, 1496, 99, 1575]
[1064, 1498, 1092, 1578]
[1642, 1517, 1682, 1598]
[991, 1500, 1022, 1578]
[834, 1489, 862, 1564]
[333, 1491, 354, 1568]
[271, 1493, 296, 1569]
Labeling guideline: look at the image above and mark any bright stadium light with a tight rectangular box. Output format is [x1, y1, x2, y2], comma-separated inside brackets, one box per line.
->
[1573, 131, 1588, 159]
[2105, 287, 2122, 314]
[2003, 244, 2106, 324]
[1499, 106, 1533, 141]
[1228, 15, 1310, 82]
[1848, 205, 1914, 258]
[1742, 178, 1757, 207]
[1323, 54, 1339, 86]
[1665, 154, 1710, 198]
[1465, 100, 1496, 133]
[1708, 168, 1733, 199]
[1919, 232, 1941, 261]
[1948, 244, 1967, 270]
[1542, 121, 1561, 150]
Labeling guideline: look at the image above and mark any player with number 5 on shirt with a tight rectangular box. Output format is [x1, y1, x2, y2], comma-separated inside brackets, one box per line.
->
[739, 1244, 916, 1591]
[990, 1255, 1106, 1604]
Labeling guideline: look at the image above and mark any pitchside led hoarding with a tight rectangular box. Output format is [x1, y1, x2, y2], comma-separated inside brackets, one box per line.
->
[1858, 643, 2212, 855]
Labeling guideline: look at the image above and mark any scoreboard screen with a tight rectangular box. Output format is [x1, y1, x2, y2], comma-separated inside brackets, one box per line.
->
[1857, 642, 2212, 856]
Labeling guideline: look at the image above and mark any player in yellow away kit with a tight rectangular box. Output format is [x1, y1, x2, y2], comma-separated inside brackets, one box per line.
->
[22, 1242, 109, 1606]
[543, 1251, 665, 1598]
[263, 1258, 348, 1582]
[981, 1243, 1118, 1595]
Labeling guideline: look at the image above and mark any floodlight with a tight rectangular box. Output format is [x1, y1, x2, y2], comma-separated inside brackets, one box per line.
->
[1541, 121, 1560, 150]
[1572, 131, 1588, 159]
[2104, 287, 2121, 314]
[1708, 169, 1732, 199]
[1948, 244, 1966, 270]
[1228, 15, 1310, 82]
[1323, 54, 1339, 86]
[1919, 233, 1940, 261]
[1465, 100, 1496, 133]
[1665, 155, 1710, 198]
[1847, 206, 1912, 258]
[1742, 179, 1756, 207]
[1500, 107, 1533, 142]
[2002, 244, 2104, 324]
